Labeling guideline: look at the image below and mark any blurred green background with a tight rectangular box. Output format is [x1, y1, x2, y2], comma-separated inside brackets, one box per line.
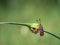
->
[0, 0, 60, 45]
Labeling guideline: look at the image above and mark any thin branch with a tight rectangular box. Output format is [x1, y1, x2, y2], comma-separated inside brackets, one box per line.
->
[0, 22, 30, 28]
[44, 31, 60, 40]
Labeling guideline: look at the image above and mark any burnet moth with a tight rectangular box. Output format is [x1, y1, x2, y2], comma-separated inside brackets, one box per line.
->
[0, 19, 60, 40]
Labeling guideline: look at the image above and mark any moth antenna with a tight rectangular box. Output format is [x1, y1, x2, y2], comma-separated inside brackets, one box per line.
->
[36, 18, 41, 23]
[36, 19, 39, 23]
[39, 18, 41, 24]
[37, 18, 41, 25]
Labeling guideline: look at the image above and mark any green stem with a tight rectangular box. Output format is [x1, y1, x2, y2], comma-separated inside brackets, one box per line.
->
[44, 31, 60, 40]
[0, 22, 30, 28]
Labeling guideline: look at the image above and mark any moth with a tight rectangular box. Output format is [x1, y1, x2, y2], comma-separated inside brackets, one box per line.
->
[0, 19, 60, 40]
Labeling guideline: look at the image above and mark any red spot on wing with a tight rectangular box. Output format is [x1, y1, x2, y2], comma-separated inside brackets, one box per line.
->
[40, 24, 44, 36]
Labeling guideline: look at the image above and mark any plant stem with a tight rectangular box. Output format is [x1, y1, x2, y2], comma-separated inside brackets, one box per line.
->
[0, 22, 30, 28]
[44, 31, 60, 40]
